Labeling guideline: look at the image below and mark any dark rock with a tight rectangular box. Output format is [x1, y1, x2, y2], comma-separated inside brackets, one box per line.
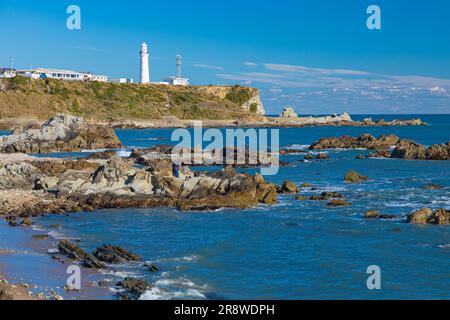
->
[93, 245, 142, 264]
[278, 180, 300, 194]
[20, 218, 32, 226]
[391, 140, 426, 160]
[345, 171, 369, 183]
[365, 210, 379, 219]
[117, 278, 150, 300]
[316, 153, 329, 160]
[309, 134, 399, 150]
[32, 234, 50, 240]
[144, 262, 159, 272]
[424, 184, 444, 190]
[407, 208, 433, 224]
[326, 199, 351, 207]
[425, 143, 450, 160]
[364, 211, 397, 219]
[367, 150, 391, 158]
[58, 239, 106, 269]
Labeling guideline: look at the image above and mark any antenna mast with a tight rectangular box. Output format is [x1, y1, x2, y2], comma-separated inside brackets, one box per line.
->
[176, 54, 182, 78]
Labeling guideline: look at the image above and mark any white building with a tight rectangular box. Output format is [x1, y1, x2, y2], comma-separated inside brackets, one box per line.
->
[0, 68, 16, 78]
[162, 54, 190, 86]
[140, 43, 150, 84]
[163, 76, 190, 86]
[14, 68, 109, 82]
[110, 78, 134, 84]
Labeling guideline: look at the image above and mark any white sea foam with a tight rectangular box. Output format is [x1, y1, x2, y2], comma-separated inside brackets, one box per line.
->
[139, 278, 207, 300]
[47, 230, 64, 239]
[139, 281, 206, 300]
[156, 255, 199, 263]
[284, 144, 310, 151]
[116, 150, 132, 158]
[81, 148, 110, 153]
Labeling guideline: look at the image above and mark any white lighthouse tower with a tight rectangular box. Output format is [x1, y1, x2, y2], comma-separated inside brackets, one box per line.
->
[140, 42, 150, 84]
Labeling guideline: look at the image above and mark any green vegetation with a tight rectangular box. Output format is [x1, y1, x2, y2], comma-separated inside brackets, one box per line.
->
[8, 75, 28, 90]
[250, 103, 258, 113]
[225, 85, 253, 105]
[0, 77, 259, 121]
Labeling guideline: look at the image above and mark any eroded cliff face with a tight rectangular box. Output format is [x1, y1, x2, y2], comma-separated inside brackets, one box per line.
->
[195, 86, 266, 115]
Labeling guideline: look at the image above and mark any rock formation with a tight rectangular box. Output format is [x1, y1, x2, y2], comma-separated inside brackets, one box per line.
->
[309, 134, 399, 150]
[309, 133, 450, 161]
[0, 153, 278, 218]
[345, 171, 369, 183]
[280, 107, 298, 118]
[0, 114, 123, 154]
[407, 208, 450, 225]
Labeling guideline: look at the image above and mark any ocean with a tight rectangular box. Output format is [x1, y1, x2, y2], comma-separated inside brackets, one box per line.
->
[0, 114, 449, 300]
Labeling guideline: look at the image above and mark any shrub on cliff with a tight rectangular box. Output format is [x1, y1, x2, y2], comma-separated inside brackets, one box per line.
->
[225, 85, 253, 105]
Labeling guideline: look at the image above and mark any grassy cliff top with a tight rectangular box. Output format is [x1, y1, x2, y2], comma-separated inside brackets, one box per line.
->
[0, 76, 263, 121]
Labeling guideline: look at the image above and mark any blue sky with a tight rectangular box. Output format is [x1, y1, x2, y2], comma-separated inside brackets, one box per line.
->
[1, 0, 450, 114]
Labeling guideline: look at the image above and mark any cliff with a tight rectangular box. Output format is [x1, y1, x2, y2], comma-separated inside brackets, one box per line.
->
[0, 77, 265, 122]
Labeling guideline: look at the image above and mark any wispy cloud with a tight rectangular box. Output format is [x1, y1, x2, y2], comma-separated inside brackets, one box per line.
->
[215, 62, 450, 114]
[244, 62, 258, 67]
[192, 63, 223, 70]
[264, 63, 369, 76]
[70, 46, 106, 53]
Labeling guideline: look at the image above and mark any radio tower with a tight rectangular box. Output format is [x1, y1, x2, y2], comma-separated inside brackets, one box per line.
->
[176, 54, 182, 78]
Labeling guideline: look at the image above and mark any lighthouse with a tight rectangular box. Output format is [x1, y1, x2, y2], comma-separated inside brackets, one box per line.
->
[140, 42, 150, 84]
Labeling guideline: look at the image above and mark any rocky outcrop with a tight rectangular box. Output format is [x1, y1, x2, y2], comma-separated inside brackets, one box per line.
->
[0, 114, 123, 154]
[309, 133, 450, 161]
[93, 245, 142, 264]
[326, 199, 351, 207]
[345, 171, 369, 183]
[309, 134, 399, 150]
[132, 145, 283, 169]
[391, 140, 426, 160]
[280, 107, 298, 118]
[117, 278, 150, 300]
[364, 211, 397, 220]
[58, 240, 106, 269]
[391, 141, 450, 160]
[425, 143, 450, 160]
[278, 180, 300, 194]
[407, 208, 450, 225]
[0, 153, 278, 218]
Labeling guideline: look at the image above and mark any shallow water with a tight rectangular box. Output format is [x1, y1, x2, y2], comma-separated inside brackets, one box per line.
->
[2, 115, 450, 299]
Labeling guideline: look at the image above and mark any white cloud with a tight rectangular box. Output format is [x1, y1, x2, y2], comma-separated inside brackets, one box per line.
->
[216, 62, 450, 114]
[192, 63, 223, 70]
[244, 62, 258, 67]
[264, 63, 369, 76]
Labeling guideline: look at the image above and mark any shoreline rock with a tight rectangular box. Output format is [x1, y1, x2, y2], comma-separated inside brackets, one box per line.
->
[0, 153, 278, 218]
[407, 208, 450, 225]
[308, 133, 450, 161]
[0, 114, 123, 154]
[345, 171, 369, 183]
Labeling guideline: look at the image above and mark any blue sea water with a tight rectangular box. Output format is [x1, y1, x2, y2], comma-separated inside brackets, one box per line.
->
[1, 115, 449, 300]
